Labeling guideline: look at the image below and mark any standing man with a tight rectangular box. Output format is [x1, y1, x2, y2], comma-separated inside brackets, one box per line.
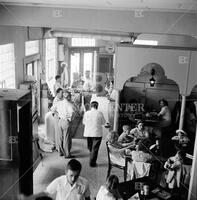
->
[52, 90, 75, 158]
[21, 159, 91, 200]
[44, 88, 64, 151]
[83, 101, 106, 167]
[83, 70, 94, 111]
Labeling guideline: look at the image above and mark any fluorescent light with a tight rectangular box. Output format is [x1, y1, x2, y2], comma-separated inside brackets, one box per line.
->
[134, 40, 158, 46]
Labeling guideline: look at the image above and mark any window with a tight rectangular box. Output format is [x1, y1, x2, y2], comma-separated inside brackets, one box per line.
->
[71, 38, 95, 47]
[25, 40, 39, 56]
[0, 43, 15, 88]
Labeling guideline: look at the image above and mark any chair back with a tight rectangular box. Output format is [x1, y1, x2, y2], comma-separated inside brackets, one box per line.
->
[106, 142, 126, 167]
[106, 141, 131, 181]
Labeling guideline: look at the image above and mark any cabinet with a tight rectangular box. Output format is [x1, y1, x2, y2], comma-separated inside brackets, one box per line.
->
[0, 89, 33, 199]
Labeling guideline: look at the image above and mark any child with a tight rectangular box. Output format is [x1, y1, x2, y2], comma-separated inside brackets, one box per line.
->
[118, 125, 132, 143]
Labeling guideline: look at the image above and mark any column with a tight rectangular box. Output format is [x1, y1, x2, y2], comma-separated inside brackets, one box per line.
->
[113, 89, 120, 131]
[188, 101, 197, 200]
[179, 95, 186, 130]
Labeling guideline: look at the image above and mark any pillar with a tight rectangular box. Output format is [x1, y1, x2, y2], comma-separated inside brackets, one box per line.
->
[113, 89, 120, 131]
[179, 95, 186, 130]
[188, 101, 197, 200]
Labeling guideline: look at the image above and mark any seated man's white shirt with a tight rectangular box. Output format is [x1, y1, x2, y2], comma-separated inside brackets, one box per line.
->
[46, 175, 90, 200]
[96, 185, 116, 200]
[83, 109, 106, 137]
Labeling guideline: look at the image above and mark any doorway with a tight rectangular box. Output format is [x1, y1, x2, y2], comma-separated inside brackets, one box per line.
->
[69, 48, 98, 85]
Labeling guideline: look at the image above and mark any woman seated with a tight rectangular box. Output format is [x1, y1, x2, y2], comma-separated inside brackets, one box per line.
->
[96, 175, 122, 200]
[129, 120, 150, 141]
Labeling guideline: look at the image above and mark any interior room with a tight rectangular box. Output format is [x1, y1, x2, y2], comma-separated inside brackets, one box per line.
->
[0, 1, 197, 200]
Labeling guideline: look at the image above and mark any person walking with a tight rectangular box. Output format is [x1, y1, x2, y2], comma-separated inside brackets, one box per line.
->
[83, 101, 106, 167]
[51, 90, 75, 158]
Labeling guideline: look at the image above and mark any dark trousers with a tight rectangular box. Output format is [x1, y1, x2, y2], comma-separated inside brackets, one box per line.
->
[87, 137, 102, 165]
[160, 126, 173, 158]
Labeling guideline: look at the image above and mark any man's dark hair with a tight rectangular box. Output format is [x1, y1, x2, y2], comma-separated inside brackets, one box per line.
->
[67, 159, 82, 172]
[91, 101, 99, 109]
[55, 75, 61, 80]
[56, 88, 63, 94]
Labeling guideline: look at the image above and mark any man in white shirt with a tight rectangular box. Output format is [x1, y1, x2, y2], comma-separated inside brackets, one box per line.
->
[44, 88, 64, 151]
[53, 88, 64, 105]
[52, 90, 75, 158]
[21, 159, 91, 200]
[83, 101, 106, 167]
[83, 70, 93, 92]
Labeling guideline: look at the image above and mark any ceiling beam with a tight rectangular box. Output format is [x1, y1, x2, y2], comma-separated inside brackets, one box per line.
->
[0, 5, 197, 37]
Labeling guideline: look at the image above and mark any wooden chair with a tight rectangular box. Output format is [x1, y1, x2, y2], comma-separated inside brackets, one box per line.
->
[106, 142, 131, 181]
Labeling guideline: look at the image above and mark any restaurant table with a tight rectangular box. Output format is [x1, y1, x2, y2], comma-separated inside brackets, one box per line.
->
[118, 176, 173, 200]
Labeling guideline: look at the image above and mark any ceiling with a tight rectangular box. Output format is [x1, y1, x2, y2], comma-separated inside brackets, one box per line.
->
[1, 0, 197, 12]
[1, 0, 197, 48]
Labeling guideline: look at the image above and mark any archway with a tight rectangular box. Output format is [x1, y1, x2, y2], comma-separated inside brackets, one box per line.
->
[119, 63, 180, 131]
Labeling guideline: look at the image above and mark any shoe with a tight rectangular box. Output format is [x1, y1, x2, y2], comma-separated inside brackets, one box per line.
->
[59, 153, 64, 156]
[90, 163, 98, 167]
[64, 155, 75, 159]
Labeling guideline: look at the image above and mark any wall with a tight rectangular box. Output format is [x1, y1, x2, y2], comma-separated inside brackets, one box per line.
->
[123, 82, 179, 111]
[0, 26, 45, 88]
[115, 46, 196, 96]
[0, 26, 27, 88]
[187, 51, 197, 95]
[0, 5, 197, 37]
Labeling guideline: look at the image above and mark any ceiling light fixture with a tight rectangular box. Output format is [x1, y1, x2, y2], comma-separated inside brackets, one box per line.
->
[134, 40, 158, 45]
